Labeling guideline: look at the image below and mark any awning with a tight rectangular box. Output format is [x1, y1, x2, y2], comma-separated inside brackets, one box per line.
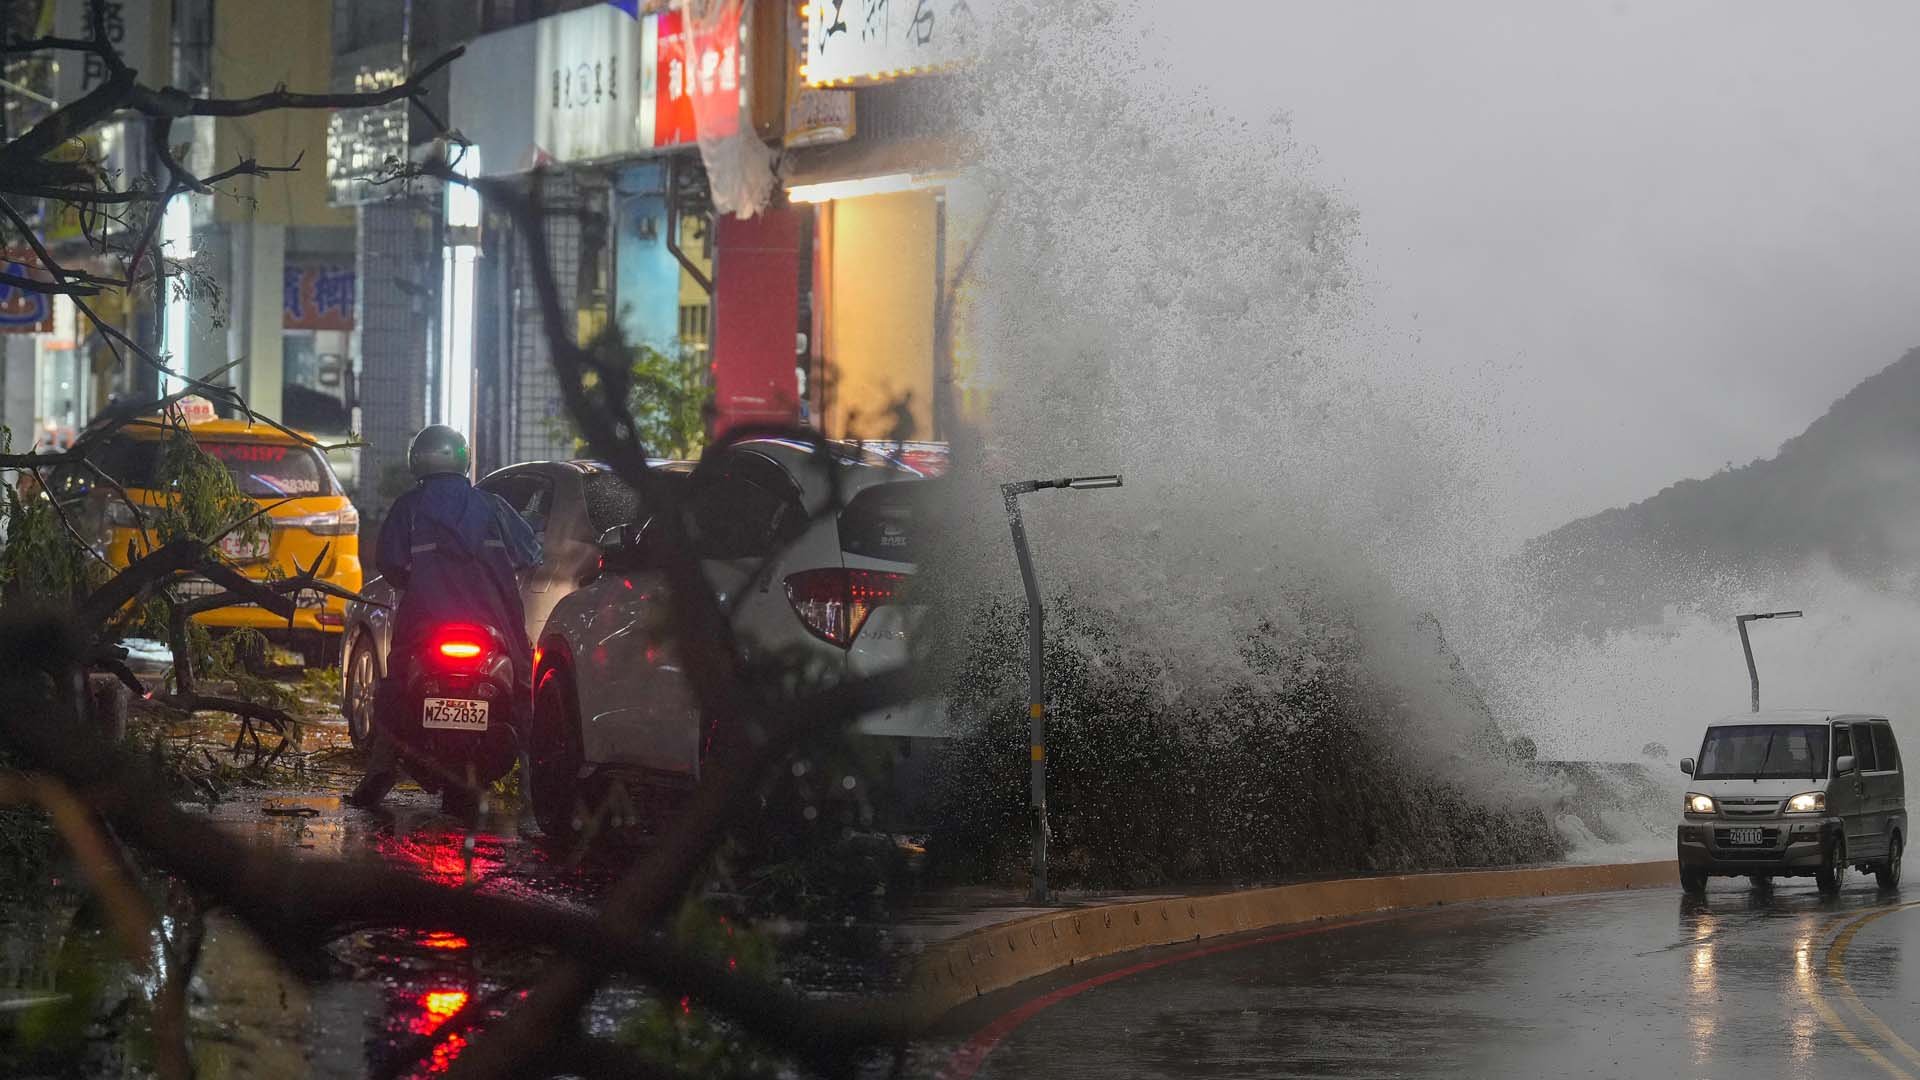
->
[780, 133, 972, 190]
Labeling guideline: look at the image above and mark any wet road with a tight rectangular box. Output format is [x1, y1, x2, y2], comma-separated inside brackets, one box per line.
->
[941, 878, 1920, 1079]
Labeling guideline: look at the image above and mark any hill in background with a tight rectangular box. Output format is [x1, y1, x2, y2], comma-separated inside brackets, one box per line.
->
[1520, 346, 1920, 635]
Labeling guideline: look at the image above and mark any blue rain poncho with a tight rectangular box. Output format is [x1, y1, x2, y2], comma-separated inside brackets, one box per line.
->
[375, 473, 542, 680]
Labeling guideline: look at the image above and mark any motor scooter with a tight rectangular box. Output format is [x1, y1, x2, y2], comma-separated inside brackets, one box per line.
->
[381, 621, 522, 812]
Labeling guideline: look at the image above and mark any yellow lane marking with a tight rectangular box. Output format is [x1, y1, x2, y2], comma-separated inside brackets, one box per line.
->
[1804, 970, 1915, 1080]
[1831, 901, 1920, 1069]
[1800, 900, 1920, 1079]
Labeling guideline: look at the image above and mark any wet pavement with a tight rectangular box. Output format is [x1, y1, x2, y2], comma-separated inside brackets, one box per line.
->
[0, 705, 930, 1077]
[936, 878, 1920, 1079]
[0, 708, 652, 1078]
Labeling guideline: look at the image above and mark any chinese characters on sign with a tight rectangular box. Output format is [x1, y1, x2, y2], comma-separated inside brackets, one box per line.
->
[53, 1, 152, 105]
[785, 0, 855, 148]
[451, 5, 756, 173]
[655, 6, 744, 148]
[532, 4, 645, 164]
[283, 265, 356, 332]
[806, 0, 987, 85]
[0, 253, 53, 334]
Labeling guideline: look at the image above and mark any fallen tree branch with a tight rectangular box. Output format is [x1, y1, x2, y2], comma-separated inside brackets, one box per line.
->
[0, 612, 920, 1075]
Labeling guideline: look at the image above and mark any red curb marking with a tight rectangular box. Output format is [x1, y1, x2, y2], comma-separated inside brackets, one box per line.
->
[939, 910, 1409, 1080]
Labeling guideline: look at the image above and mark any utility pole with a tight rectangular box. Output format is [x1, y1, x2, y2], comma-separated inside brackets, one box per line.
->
[1000, 473, 1122, 905]
[1735, 609, 1803, 712]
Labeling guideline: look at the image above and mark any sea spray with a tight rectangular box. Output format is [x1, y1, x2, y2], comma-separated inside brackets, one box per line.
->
[915, 0, 1569, 880]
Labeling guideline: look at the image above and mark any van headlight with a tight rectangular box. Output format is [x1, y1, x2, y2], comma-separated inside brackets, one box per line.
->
[1785, 791, 1826, 814]
[1685, 793, 1716, 815]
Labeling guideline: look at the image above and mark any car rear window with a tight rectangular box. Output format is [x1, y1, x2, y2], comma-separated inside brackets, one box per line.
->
[839, 480, 926, 563]
[582, 468, 690, 534]
[91, 434, 334, 499]
[582, 472, 641, 533]
[1873, 724, 1901, 772]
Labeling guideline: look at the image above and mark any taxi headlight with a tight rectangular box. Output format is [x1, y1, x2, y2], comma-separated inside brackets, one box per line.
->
[1785, 791, 1826, 814]
[1685, 793, 1716, 815]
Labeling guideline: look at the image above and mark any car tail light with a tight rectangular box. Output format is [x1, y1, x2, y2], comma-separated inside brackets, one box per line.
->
[430, 624, 493, 670]
[784, 568, 909, 648]
[277, 507, 359, 536]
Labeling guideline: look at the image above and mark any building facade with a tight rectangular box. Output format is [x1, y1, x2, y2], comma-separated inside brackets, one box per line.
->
[1, 0, 986, 483]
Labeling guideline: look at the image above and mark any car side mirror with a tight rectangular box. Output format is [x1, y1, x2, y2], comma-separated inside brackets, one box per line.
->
[1837, 755, 1856, 776]
[596, 523, 640, 575]
[1679, 757, 1695, 776]
[596, 517, 666, 575]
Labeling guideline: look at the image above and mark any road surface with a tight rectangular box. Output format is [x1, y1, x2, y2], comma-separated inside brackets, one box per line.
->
[934, 877, 1920, 1078]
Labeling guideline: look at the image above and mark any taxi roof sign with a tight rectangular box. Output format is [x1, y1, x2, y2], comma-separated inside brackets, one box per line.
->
[173, 395, 218, 425]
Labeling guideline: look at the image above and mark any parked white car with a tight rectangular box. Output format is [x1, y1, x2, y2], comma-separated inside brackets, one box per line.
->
[526, 438, 946, 838]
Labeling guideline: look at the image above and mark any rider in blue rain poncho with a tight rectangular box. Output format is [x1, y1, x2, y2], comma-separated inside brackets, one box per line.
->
[347, 425, 541, 811]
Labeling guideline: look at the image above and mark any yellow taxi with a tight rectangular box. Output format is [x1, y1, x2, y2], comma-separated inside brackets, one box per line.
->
[68, 406, 363, 667]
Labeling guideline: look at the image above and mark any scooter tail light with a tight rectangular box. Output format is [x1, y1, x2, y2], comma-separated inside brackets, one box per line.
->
[429, 624, 494, 669]
[783, 568, 909, 648]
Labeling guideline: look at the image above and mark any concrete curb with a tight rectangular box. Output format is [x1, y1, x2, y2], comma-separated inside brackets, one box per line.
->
[907, 859, 1676, 1021]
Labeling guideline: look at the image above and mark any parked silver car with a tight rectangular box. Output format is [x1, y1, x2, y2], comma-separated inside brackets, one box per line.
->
[338, 459, 685, 745]
[526, 438, 946, 838]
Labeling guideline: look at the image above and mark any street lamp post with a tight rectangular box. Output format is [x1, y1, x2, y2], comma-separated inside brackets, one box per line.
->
[1735, 609, 1803, 712]
[1001, 474, 1122, 906]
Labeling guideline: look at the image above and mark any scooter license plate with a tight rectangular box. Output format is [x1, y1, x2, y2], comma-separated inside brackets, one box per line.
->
[421, 697, 489, 731]
[1728, 827, 1764, 846]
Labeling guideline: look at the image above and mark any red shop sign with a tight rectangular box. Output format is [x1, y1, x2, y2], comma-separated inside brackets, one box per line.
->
[654, 6, 742, 149]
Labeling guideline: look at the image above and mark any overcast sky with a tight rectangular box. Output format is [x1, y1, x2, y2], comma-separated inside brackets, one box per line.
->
[1152, 1, 1920, 540]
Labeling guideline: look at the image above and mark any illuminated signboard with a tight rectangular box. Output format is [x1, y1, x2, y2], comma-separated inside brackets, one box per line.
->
[654, 5, 744, 147]
[534, 3, 647, 163]
[0, 253, 52, 334]
[452, 5, 748, 175]
[284, 264, 356, 331]
[804, 0, 989, 86]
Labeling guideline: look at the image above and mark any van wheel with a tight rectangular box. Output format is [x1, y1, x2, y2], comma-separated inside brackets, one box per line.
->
[1818, 839, 1848, 895]
[1877, 834, 1903, 890]
[529, 665, 586, 842]
[1680, 867, 1708, 895]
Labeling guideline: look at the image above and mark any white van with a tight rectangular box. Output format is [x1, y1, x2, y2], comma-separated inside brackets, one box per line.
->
[1677, 709, 1905, 894]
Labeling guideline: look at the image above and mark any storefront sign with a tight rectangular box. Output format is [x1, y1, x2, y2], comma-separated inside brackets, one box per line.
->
[785, 0, 855, 148]
[284, 264, 355, 331]
[804, 0, 989, 86]
[452, 3, 751, 175]
[654, 6, 744, 148]
[53, 0, 154, 105]
[0, 253, 53, 334]
[535, 3, 647, 164]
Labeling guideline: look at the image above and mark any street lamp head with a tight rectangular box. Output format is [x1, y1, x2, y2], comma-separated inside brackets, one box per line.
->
[1737, 609, 1804, 622]
[1060, 475, 1123, 490]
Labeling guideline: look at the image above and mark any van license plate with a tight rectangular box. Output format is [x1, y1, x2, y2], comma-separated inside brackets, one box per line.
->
[1729, 827, 1764, 846]
[422, 697, 488, 731]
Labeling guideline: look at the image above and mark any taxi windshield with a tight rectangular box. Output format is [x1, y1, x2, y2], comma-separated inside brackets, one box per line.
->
[1694, 724, 1830, 780]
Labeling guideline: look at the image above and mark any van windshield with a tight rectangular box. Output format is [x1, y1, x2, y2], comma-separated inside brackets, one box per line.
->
[1695, 724, 1830, 780]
